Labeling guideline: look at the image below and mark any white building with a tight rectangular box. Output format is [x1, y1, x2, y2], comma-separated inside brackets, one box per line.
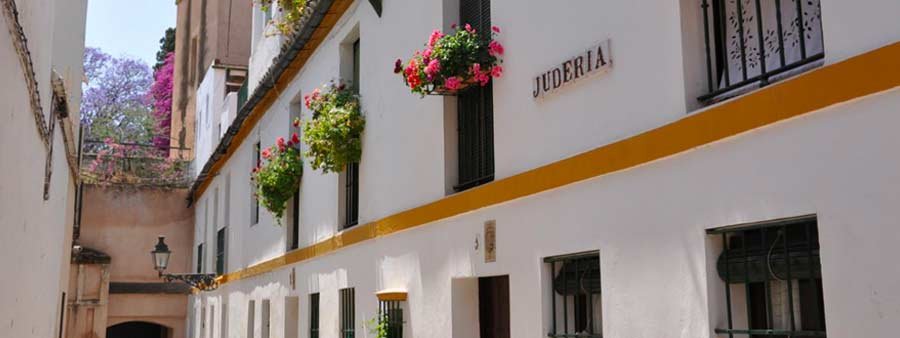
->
[187, 0, 900, 337]
[0, 0, 87, 337]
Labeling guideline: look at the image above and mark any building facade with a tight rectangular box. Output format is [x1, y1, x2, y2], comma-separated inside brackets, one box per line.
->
[171, 0, 252, 161]
[67, 185, 196, 338]
[0, 0, 87, 338]
[188, 1, 900, 338]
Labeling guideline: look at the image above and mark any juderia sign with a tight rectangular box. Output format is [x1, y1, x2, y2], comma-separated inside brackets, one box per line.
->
[533, 39, 612, 99]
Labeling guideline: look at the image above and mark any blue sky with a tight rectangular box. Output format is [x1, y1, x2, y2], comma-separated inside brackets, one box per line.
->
[85, 0, 176, 66]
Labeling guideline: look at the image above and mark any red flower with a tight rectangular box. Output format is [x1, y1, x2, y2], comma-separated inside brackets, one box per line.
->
[262, 149, 271, 159]
[492, 26, 501, 33]
[451, 23, 458, 29]
[394, 59, 403, 74]
[488, 40, 504, 57]
[277, 137, 286, 148]
[428, 29, 443, 47]
[465, 24, 475, 33]
[491, 65, 503, 78]
[291, 132, 300, 144]
[293, 117, 301, 127]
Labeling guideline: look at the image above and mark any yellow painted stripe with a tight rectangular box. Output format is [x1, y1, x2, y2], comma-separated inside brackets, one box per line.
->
[215, 42, 900, 285]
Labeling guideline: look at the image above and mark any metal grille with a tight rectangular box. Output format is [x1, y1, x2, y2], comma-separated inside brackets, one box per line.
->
[309, 293, 320, 338]
[252, 142, 261, 225]
[216, 227, 226, 275]
[196, 243, 204, 274]
[708, 216, 826, 337]
[378, 300, 403, 338]
[455, 0, 494, 192]
[545, 251, 602, 338]
[344, 162, 360, 228]
[699, 0, 824, 102]
[290, 191, 300, 250]
[340, 288, 355, 338]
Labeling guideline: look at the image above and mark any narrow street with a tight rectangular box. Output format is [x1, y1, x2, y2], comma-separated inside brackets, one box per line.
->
[3, 1, 900, 338]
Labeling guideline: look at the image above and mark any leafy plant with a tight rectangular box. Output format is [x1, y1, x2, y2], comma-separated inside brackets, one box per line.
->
[251, 135, 304, 224]
[257, 0, 308, 36]
[395, 24, 504, 96]
[366, 314, 390, 338]
[301, 82, 365, 173]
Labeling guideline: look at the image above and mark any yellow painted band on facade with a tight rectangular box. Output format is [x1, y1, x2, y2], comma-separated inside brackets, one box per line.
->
[215, 42, 900, 286]
[376, 291, 409, 302]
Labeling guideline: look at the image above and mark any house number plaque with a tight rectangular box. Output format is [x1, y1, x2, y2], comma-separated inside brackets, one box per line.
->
[485, 220, 496, 263]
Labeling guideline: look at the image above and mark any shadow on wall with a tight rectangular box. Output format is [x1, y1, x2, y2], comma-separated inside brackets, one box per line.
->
[107, 321, 172, 338]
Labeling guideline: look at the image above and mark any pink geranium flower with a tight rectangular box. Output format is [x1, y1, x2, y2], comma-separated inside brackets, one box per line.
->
[424, 59, 441, 76]
[445, 76, 462, 91]
[492, 26, 501, 33]
[488, 40, 504, 57]
[428, 29, 443, 47]
[465, 24, 475, 33]
[491, 65, 503, 78]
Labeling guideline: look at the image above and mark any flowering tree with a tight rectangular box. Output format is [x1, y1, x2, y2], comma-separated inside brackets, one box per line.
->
[150, 52, 175, 150]
[81, 47, 155, 143]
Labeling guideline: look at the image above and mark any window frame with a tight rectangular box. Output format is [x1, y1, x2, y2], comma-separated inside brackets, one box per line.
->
[707, 215, 826, 337]
[378, 300, 403, 338]
[340, 288, 356, 338]
[544, 250, 602, 338]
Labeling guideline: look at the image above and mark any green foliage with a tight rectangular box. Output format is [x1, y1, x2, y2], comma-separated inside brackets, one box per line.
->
[367, 314, 390, 338]
[154, 28, 176, 71]
[301, 82, 365, 174]
[252, 145, 303, 224]
[257, 0, 308, 35]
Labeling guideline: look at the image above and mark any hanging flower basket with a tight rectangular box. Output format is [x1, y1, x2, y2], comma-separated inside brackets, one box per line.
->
[395, 24, 504, 96]
[251, 135, 303, 224]
[301, 81, 365, 174]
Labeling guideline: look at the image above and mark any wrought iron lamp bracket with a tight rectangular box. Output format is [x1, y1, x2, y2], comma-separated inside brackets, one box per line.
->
[160, 273, 219, 291]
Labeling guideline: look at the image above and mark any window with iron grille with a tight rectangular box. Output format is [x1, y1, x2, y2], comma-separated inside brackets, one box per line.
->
[343, 38, 361, 228]
[455, 0, 494, 192]
[309, 293, 320, 338]
[252, 141, 261, 225]
[708, 216, 826, 337]
[196, 243, 204, 274]
[699, 0, 824, 102]
[340, 288, 355, 338]
[544, 251, 602, 338]
[215, 227, 226, 276]
[378, 300, 403, 338]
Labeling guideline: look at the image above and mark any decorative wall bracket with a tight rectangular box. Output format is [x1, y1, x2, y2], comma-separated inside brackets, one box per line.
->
[160, 273, 219, 291]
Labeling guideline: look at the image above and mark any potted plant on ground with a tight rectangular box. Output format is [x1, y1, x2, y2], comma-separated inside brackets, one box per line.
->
[395, 24, 504, 96]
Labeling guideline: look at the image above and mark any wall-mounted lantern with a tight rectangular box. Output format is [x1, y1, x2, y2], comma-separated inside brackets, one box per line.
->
[151, 236, 218, 291]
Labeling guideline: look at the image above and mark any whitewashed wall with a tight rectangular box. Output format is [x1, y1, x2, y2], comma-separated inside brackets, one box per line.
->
[190, 0, 900, 337]
[0, 0, 86, 338]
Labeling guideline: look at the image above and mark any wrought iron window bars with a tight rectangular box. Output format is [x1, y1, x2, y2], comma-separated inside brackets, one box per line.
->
[545, 251, 602, 338]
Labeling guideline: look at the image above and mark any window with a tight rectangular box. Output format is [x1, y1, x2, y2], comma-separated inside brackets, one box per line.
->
[216, 227, 227, 276]
[252, 141, 261, 225]
[289, 95, 302, 250]
[545, 251, 601, 338]
[196, 243, 205, 273]
[708, 216, 825, 337]
[455, 0, 494, 192]
[309, 293, 320, 338]
[221, 302, 228, 338]
[261, 299, 271, 338]
[341, 38, 361, 229]
[378, 300, 403, 338]
[340, 288, 356, 338]
[699, 0, 824, 102]
[247, 300, 256, 338]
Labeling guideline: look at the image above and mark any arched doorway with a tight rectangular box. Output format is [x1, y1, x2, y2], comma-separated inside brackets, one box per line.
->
[107, 321, 171, 338]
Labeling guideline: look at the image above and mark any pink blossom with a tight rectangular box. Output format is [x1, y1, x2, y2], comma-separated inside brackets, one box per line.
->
[465, 24, 475, 33]
[488, 40, 504, 57]
[451, 23, 458, 29]
[276, 137, 286, 149]
[262, 149, 272, 159]
[424, 59, 441, 76]
[428, 29, 443, 47]
[423, 48, 433, 59]
[490, 65, 503, 78]
[445, 76, 462, 91]
[291, 133, 300, 144]
[492, 26, 501, 33]
[293, 117, 301, 127]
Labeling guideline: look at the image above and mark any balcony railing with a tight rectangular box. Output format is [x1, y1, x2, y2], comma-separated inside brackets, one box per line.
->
[699, 0, 824, 102]
[80, 140, 191, 187]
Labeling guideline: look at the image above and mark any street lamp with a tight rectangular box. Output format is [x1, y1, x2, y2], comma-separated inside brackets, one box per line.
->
[150, 236, 218, 291]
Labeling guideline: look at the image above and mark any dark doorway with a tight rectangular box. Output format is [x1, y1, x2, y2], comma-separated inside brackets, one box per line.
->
[479, 275, 510, 338]
[107, 321, 169, 338]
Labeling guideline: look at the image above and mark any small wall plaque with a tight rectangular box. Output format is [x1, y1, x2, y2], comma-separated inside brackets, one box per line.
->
[484, 220, 496, 263]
